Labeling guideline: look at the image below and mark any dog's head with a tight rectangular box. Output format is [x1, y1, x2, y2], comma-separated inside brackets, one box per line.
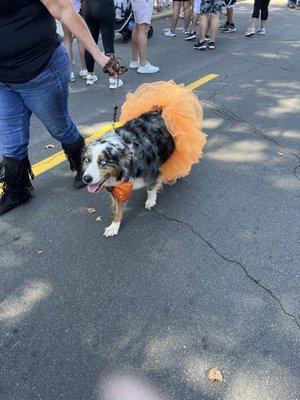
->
[82, 134, 132, 193]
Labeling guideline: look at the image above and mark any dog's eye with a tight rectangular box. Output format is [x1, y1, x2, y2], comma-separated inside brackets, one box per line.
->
[99, 160, 107, 166]
[83, 157, 90, 164]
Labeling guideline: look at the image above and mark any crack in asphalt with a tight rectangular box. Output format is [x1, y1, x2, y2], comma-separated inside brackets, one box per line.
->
[153, 209, 300, 329]
[293, 165, 300, 181]
[206, 102, 300, 163]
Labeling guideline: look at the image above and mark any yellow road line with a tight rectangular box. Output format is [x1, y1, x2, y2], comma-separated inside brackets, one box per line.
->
[14, 74, 219, 178]
[186, 73, 218, 91]
[32, 123, 121, 176]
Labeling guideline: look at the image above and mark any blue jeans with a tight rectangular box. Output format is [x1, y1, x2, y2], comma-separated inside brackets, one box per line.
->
[0, 44, 81, 159]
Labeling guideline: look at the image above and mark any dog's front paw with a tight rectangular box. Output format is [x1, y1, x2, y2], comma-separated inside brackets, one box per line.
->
[145, 198, 156, 210]
[103, 221, 120, 237]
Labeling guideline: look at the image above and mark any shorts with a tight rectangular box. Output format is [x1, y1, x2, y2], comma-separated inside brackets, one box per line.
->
[223, 0, 236, 8]
[194, 0, 201, 13]
[200, 0, 223, 15]
[72, 0, 81, 13]
[131, 0, 153, 24]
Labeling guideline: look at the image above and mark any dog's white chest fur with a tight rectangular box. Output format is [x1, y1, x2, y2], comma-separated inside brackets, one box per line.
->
[131, 178, 147, 190]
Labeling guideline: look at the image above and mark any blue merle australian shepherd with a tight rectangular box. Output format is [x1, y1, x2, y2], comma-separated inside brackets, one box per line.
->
[82, 110, 175, 237]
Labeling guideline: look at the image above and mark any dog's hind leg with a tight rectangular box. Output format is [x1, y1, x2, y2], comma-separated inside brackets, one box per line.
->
[104, 197, 123, 237]
[145, 177, 163, 210]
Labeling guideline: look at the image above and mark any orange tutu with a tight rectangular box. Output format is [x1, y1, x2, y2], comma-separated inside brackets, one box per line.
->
[120, 80, 206, 183]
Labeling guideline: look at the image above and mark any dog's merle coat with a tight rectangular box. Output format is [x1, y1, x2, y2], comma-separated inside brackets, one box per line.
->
[94, 110, 175, 185]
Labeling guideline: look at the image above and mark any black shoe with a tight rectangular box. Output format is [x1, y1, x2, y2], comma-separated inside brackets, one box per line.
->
[222, 23, 236, 32]
[62, 136, 86, 189]
[219, 21, 229, 30]
[193, 41, 207, 50]
[185, 32, 197, 41]
[0, 156, 34, 216]
[207, 41, 215, 50]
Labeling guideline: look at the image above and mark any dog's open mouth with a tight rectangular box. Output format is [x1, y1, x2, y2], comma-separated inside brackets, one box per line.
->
[87, 175, 109, 193]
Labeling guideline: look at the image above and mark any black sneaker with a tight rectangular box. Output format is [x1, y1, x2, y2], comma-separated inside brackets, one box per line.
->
[207, 41, 215, 50]
[193, 41, 207, 50]
[185, 32, 197, 41]
[222, 23, 236, 32]
[219, 21, 229, 30]
[205, 35, 211, 42]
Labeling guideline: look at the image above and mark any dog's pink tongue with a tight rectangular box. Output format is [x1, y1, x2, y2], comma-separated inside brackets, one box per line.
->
[87, 184, 100, 193]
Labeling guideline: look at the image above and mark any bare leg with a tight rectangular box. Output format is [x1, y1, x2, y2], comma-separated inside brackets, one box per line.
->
[104, 197, 123, 237]
[145, 178, 163, 209]
[227, 8, 234, 24]
[77, 39, 87, 70]
[251, 17, 258, 28]
[131, 27, 139, 61]
[170, 1, 181, 31]
[199, 15, 209, 41]
[191, 12, 200, 33]
[133, 24, 150, 66]
[261, 19, 267, 27]
[62, 24, 74, 63]
[209, 13, 219, 41]
[183, 0, 192, 30]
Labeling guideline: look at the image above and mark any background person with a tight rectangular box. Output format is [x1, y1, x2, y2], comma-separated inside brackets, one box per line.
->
[164, 0, 192, 37]
[220, 0, 237, 32]
[62, 0, 88, 81]
[82, 0, 123, 88]
[130, 0, 159, 73]
[245, 0, 271, 36]
[196, 0, 222, 50]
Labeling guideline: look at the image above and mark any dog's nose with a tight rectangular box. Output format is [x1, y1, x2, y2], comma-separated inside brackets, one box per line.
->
[83, 175, 92, 184]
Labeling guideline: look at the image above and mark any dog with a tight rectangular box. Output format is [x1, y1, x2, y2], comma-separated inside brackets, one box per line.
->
[82, 110, 175, 237]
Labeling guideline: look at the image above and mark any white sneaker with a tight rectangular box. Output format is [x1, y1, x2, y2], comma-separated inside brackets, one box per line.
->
[109, 77, 124, 89]
[79, 68, 88, 79]
[245, 27, 256, 37]
[182, 29, 190, 35]
[137, 62, 159, 74]
[70, 71, 75, 82]
[86, 74, 98, 85]
[164, 30, 176, 37]
[129, 59, 140, 69]
[257, 27, 266, 35]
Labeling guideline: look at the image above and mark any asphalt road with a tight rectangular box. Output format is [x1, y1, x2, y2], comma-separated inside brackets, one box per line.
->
[1, 2, 299, 399]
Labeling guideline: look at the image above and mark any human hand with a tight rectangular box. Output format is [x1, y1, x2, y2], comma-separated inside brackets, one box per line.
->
[102, 54, 128, 77]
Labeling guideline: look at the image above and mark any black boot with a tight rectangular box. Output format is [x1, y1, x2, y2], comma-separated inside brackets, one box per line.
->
[0, 156, 34, 216]
[62, 136, 86, 189]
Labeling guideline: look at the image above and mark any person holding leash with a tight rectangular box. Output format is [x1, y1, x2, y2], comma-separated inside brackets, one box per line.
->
[0, 0, 121, 216]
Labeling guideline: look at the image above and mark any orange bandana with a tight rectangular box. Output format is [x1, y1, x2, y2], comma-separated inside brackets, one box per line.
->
[108, 182, 133, 203]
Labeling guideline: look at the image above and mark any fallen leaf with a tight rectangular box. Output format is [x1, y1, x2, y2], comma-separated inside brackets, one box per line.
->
[87, 208, 96, 213]
[277, 152, 284, 156]
[207, 367, 223, 383]
[96, 216, 102, 221]
[44, 144, 55, 149]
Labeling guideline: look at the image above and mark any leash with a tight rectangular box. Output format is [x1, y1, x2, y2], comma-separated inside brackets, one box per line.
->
[106, 54, 128, 131]
[112, 76, 120, 131]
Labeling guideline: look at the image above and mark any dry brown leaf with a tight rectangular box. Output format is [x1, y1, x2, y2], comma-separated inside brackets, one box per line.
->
[87, 208, 96, 213]
[96, 216, 102, 221]
[207, 367, 223, 383]
[277, 152, 284, 156]
[44, 144, 55, 149]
